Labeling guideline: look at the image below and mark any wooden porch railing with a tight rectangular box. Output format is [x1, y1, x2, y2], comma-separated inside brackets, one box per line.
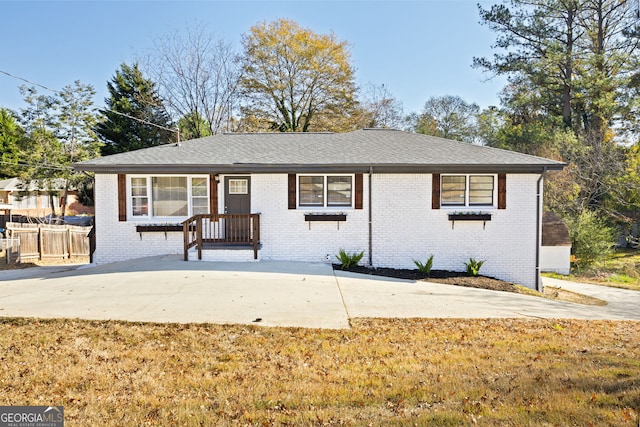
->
[182, 214, 260, 261]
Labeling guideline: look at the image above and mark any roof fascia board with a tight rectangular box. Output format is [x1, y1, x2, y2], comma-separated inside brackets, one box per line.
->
[75, 162, 566, 174]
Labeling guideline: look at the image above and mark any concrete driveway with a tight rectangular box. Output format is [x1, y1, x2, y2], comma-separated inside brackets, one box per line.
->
[0, 256, 639, 328]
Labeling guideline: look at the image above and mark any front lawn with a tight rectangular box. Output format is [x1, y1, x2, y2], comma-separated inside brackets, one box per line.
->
[1, 318, 638, 426]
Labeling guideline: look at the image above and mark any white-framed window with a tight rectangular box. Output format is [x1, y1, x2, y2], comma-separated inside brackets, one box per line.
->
[299, 174, 353, 207]
[131, 177, 149, 216]
[228, 178, 248, 195]
[129, 175, 209, 219]
[191, 177, 209, 215]
[441, 175, 495, 207]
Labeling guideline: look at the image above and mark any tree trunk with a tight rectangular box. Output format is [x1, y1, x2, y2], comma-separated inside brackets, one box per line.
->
[562, 4, 576, 128]
[48, 192, 57, 222]
[61, 178, 69, 219]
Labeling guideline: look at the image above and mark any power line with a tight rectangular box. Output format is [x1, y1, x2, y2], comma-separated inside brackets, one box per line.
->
[0, 69, 180, 141]
[0, 70, 181, 174]
[0, 160, 73, 172]
[0, 70, 59, 94]
[106, 109, 180, 141]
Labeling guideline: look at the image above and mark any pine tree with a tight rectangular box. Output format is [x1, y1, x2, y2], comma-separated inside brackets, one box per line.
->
[0, 108, 24, 178]
[476, 0, 640, 219]
[177, 112, 212, 141]
[96, 63, 174, 155]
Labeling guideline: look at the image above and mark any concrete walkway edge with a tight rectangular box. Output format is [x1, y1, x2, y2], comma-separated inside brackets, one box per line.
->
[1, 256, 639, 328]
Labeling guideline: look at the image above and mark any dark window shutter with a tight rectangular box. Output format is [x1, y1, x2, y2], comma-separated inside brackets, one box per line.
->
[288, 174, 296, 209]
[209, 174, 218, 215]
[117, 174, 127, 221]
[354, 173, 363, 209]
[432, 173, 441, 209]
[498, 174, 507, 209]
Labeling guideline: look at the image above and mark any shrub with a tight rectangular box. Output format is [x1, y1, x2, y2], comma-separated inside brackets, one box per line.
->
[464, 258, 485, 276]
[414, 255, 434, 276]
[336, 249, 364, 269]
[565, 210, 615, 270]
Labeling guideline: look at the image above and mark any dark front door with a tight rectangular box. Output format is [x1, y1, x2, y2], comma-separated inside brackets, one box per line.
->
[224, 176, 251, 241]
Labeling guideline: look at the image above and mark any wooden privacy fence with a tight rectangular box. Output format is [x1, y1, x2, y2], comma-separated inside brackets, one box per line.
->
[6, 222, 94, 261]
[1, 239, 20, 266]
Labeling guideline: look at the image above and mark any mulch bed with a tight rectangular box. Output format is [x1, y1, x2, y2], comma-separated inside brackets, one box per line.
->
[333, 264, 520, 293]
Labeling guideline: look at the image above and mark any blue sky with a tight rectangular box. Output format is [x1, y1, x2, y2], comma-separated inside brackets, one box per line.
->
[0, 0, 506, 117]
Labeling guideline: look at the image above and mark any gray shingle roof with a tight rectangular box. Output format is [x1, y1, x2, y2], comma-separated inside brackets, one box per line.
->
[0, 177, 68, 191]
[74, 128, 565, 174]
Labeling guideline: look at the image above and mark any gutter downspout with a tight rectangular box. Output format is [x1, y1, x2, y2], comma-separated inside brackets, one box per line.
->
[536, 167, 548, 292]
[368, 166, 373, 267]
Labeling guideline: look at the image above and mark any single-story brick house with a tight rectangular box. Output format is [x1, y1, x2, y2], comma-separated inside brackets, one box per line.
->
[74, 128, 565, 290]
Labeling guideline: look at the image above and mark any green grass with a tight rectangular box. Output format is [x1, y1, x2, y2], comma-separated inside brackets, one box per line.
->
[544, 249, 640, 291]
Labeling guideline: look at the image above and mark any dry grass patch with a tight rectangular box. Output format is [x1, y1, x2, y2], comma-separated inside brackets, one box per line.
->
[543, 286, 608, 306]
[0, 318, 638, 426]
[0, 251, 89, 270]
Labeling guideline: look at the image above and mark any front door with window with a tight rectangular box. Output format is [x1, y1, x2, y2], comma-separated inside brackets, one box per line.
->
[224, 176, 251, 241]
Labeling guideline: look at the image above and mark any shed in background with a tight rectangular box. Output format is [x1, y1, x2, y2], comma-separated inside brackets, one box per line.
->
[541, 212, 571, 275]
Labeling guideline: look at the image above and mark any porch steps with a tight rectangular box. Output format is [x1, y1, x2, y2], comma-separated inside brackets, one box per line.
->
[187, 245, 261, 262]
[182, 213, 261, 262]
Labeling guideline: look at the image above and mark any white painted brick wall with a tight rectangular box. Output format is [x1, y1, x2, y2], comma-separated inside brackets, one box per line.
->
[249, 174, 370, 264]
[370, 173, 539, 288]
[93, 174, 184, 263]
[95, 172, 541, 288]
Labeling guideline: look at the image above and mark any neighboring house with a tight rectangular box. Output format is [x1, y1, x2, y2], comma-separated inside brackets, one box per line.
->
[541, 212, 572, 275]
[0, 201, 11, 231]
[0, 177, 94, 220]
[75, 128, 565, 290]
